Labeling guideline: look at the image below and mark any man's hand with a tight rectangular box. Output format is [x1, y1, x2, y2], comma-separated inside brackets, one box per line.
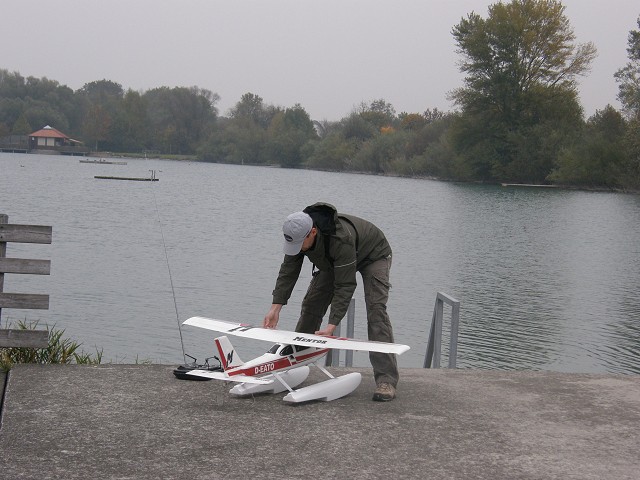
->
[315, 324, 336, 336]
[263, 304, 283, 329]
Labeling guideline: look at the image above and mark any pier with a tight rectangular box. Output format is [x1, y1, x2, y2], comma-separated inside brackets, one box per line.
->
[1, 365, 638, 479]
[94, 176, 158, 181]
[501, 183, 559, 188]
[94, 170, 158, 182]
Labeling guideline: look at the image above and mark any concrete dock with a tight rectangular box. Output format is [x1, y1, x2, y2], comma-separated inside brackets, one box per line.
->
[1, 365, 639, 479]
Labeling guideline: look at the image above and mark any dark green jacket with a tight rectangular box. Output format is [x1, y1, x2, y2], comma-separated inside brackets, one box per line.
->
[272, 203, 392, 325]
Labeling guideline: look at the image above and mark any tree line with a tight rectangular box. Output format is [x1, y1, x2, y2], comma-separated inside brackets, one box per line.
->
[1, 0, 639, 191]
[0, 76, 218, 155]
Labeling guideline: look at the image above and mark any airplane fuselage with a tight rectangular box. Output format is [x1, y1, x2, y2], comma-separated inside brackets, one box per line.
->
[225, 343, 328, 378]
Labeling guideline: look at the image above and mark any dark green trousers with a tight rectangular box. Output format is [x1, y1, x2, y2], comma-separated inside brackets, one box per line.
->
[295, 255, 399, 387]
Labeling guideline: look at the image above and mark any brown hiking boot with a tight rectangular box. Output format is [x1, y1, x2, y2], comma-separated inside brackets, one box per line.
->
[372, 382, 396, 402]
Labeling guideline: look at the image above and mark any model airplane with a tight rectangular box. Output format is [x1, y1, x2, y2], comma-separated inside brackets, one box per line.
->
[182, 316, 410, 403]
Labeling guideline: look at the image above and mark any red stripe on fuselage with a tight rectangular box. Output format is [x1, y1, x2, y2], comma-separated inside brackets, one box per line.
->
[295, 349, 329, 362]
[226, 348, 328, 377]
[227, 357, 292, 377]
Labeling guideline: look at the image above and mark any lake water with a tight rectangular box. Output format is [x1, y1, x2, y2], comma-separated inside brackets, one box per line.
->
[1, 152, 639, 374]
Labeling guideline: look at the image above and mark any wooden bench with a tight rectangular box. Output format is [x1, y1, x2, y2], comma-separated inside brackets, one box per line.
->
[0, 214, 51, 349]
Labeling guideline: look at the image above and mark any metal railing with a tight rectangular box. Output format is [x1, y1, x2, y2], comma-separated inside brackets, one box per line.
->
[326, 292, 460, 369]
[325, 298, 355, 367]
[424, 292, 460, 368]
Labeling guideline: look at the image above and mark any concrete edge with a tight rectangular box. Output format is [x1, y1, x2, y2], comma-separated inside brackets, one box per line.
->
[0, 370, 7, 431]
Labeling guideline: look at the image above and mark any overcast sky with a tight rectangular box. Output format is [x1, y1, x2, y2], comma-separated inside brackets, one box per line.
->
[2, 1, 638, 121]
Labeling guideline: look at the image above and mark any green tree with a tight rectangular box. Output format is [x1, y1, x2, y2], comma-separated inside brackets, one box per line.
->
[0, 69, 26, 98]
[109, 89, 148, 152]
[450, 0, 597, 182]
[0, 97, 25, 130]
[265, 104, 316, 167]
[77, 80, 124, 150]
[549, 105, 627, 187]
[199, 118, 267, 164]
[398, 113, 427, 131]
[356, 99, 397, 130]
[0, 70, 81, 137]
[12, 113, 31, 134]
[78, 80, 124, 103]
[144, 86, 218, 154]
[83, 104, 111, 151]
[22, 76, 78, 134]
[229, 92, 277, 128]
[614, 15, 640, 189]
[352, 128, 409, 174]
[615, 16, 640, 120]
[623, 120, 640, 189]
[23, 100, 70, 133]
[312, 119, 338, 139]
[402, 112, 460, 178]
[423, 108, 447, 123]
[341, 113, 377, 141]
[200, 93, 279, 163]
[305, 132, 358, 171]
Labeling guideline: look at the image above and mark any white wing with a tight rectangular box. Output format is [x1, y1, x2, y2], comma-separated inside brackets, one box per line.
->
[183, 316, 410, 355]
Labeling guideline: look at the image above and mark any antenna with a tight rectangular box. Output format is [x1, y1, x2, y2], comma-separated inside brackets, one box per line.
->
[148, 173, 187, 365]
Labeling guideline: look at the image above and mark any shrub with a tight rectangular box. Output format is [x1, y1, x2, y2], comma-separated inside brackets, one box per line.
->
[1, 320, 102, 372]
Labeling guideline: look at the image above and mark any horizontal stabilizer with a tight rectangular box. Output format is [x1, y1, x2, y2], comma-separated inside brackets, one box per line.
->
[186, 369, 273, 385]
[183, 316, 410, 355]
[229, 366, 310, 396]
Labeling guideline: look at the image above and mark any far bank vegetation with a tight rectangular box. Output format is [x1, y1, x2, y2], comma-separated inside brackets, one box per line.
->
[1, 1, 639, 191]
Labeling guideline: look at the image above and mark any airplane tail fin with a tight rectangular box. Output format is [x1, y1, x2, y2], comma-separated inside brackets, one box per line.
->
[214, 335, 244, 370]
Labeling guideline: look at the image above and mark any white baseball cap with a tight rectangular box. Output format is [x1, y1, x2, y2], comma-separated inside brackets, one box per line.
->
[282, 211, 313, 255]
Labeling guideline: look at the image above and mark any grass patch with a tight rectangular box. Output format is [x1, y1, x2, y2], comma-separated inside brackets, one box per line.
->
[1, 320, 102, 372]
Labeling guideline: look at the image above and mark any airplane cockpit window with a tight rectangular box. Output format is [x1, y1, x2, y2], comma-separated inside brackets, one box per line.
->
[280, 345, 294, 356]
[294, 345, 310, 352]
[268, 344, 280, 354]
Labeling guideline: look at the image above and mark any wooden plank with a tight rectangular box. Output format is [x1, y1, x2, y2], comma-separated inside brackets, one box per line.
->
[0, 258, 51, 275]
[0, 293, 50, 309]
[0, 224, 52, 244]
[0, 329, 49, 348]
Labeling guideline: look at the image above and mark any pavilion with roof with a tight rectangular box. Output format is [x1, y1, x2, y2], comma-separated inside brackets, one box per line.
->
[28, 125, 87, 155]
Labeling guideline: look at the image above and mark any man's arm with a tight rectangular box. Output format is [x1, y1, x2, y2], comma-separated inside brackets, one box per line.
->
[315, 323, 336, 336]
[263, 303, 283, 329]
[272, 254, 304, 305]
[265, 254, 304, 329]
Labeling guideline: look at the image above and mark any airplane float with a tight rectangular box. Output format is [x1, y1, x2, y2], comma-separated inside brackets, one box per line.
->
[182, 316, 410, 403]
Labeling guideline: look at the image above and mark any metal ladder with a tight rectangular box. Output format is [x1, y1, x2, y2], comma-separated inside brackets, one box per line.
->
[424, 292, 460, 368]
